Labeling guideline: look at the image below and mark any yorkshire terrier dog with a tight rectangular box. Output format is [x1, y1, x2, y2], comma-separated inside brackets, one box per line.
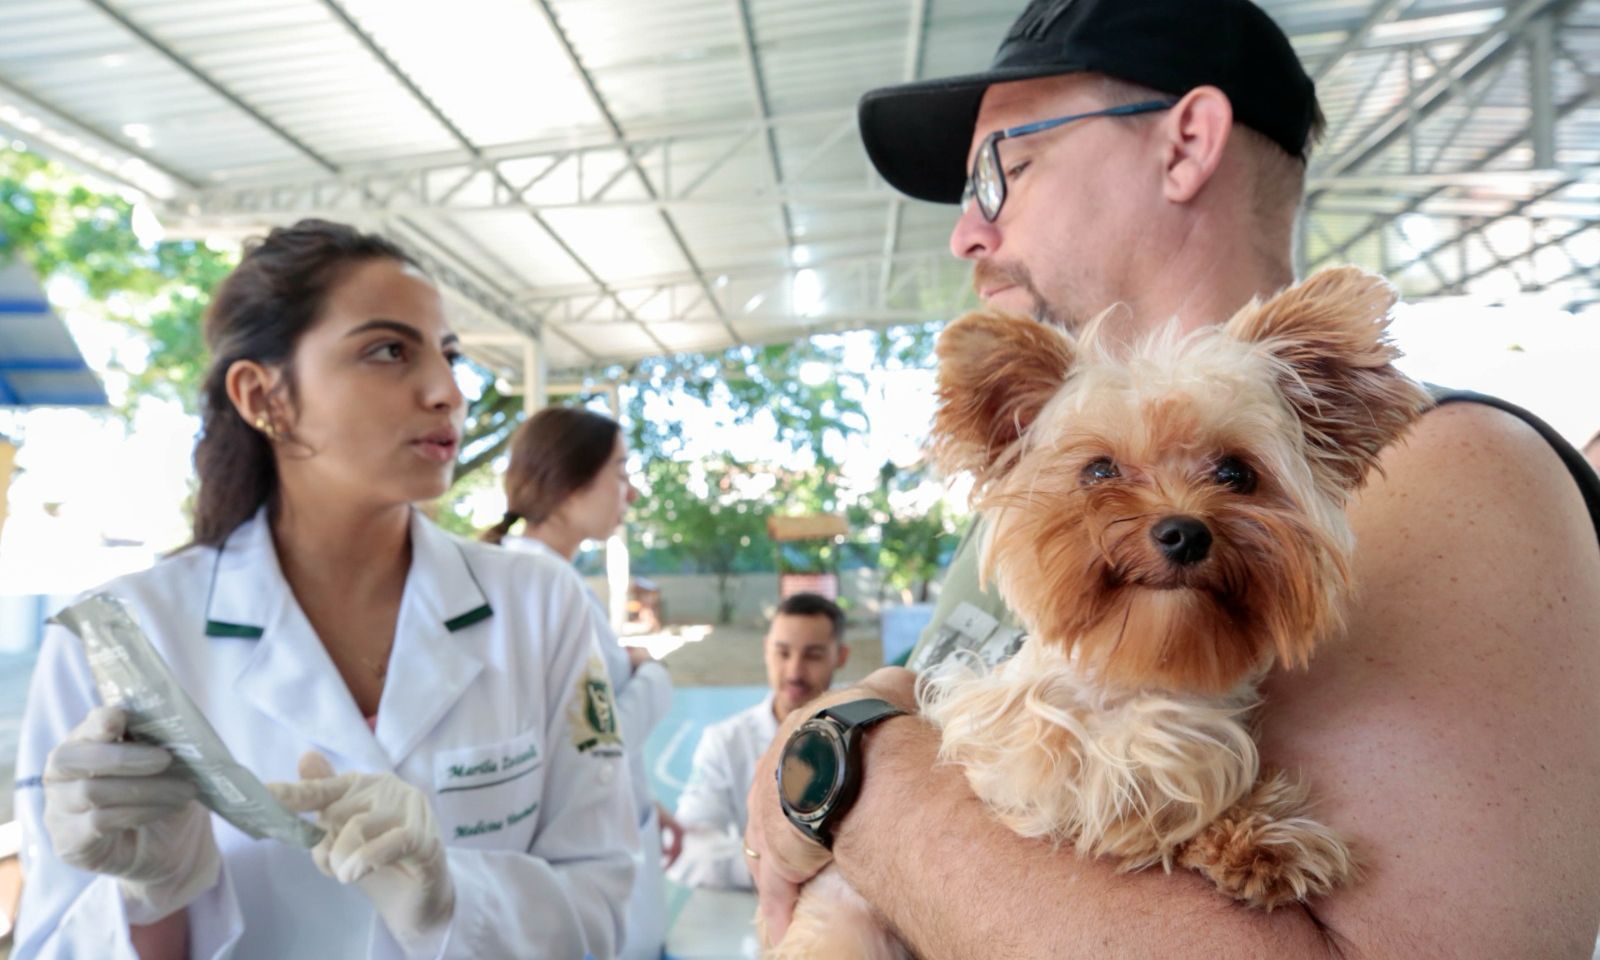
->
[766, 267, 1429, 958]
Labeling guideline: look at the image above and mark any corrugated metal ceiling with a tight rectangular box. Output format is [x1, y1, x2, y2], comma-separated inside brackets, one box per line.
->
[0, 0, 1594, 382]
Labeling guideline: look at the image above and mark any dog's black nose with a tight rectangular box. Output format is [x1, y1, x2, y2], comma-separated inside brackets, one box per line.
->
[1151, 516, 1212, 565]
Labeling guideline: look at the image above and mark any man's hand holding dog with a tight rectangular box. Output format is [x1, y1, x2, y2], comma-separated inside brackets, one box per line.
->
[744, 666, 917, 942]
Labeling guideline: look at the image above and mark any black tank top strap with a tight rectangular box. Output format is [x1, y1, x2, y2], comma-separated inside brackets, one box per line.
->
[1427, 385, 1600, 555]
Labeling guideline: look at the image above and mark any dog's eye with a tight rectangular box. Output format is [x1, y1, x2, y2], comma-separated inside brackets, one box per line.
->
[1214, 456, 1257, 493]
[1081, 458, 1120, 484]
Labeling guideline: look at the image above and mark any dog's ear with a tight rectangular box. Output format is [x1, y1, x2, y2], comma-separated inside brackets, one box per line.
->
[1224, 266, 1431, 493]
[932, 310, 1077, 485]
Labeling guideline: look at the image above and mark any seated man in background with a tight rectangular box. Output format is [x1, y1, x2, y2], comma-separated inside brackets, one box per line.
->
[669, 593, 849, 890]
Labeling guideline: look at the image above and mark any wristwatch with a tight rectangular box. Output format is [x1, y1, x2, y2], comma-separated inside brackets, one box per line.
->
[776, 697, 906, 849]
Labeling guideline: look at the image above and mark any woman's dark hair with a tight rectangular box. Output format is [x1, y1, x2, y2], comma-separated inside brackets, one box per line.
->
[192, 219, 420, 546]
[481, 406, 621, 545]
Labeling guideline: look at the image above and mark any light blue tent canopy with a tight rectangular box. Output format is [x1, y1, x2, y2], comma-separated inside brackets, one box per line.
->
[0, 256, 107, 407]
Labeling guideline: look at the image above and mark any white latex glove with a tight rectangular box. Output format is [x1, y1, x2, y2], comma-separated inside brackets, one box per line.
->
[269, 751, 455, 957]
[42, 705, 222, 924]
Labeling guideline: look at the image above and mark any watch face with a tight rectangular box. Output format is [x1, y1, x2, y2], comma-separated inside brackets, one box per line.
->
[779, 725, 843, 817]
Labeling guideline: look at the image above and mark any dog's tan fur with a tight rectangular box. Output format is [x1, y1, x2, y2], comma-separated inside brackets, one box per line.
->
[768, 267, 1430, 956]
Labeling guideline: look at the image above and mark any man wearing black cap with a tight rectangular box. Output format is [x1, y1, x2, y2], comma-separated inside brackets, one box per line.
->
[741, 0, 1600, 956]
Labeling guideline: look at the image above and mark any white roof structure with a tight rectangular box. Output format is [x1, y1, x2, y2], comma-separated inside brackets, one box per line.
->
[1, 0, 1596, 387]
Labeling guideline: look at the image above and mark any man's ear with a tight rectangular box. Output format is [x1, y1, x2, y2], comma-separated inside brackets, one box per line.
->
[1224, 266, 1432, 494]
[1161, 85, 1232, 204]
[834, 644, 849, 671]
[931, 310, 1076, 486]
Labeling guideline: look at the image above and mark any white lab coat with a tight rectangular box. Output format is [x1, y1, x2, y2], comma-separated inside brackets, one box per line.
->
[12, 508, 637, 960]
[503, 535, 672, 960]
[667, 694, 779, 891]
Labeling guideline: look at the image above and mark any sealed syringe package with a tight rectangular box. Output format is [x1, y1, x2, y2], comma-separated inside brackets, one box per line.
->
[51, 592, 325, 849]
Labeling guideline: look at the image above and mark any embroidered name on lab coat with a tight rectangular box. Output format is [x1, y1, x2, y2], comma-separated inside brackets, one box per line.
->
[435, 728, 542, 794]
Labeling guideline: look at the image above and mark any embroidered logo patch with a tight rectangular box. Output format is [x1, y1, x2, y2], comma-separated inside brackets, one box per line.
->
[570, 656, 623, 755]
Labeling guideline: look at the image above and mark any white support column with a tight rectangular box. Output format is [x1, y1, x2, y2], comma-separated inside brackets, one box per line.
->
[521, 335, 547, 415]
[1405, 45, 1419, 174]
[605, 532, 630, 634]
[603, 379, 629, 633]
[1530, 14, 1556, 169]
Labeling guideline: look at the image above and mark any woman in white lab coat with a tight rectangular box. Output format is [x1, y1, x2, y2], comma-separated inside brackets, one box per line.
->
[482, 407, 679, 960]
[12, 219, 636, 959]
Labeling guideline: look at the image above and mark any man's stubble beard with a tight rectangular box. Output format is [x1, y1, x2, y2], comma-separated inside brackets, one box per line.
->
[973, 260, 1080, 332]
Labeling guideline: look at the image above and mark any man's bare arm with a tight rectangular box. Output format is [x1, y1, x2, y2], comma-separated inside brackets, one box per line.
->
[803, 404, 1600, 958]
[1259, 402, 1600, 957]
[837, 710, 1338, 959]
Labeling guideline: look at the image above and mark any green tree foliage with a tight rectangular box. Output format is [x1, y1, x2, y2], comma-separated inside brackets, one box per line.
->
[431, 380, 527, 536]
[618, 324, 964, 619]
[1, 151, 152, 299]
[615, 337, 868, 467]
[129, 242, 237, 408]
[856, 322, 961, 603]
[849, 460, 962, 604]
[629, 456, 773, 623]
[1, 148, 236, 412]
[871, 321, 940, 373]
[612, 334, 909, 620]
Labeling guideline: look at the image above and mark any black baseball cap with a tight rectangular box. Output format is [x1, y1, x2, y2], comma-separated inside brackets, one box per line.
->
[858, 0, 1319, 204]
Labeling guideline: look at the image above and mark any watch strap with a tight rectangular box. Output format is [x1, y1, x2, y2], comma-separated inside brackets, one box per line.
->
[817, 697, 905, 730]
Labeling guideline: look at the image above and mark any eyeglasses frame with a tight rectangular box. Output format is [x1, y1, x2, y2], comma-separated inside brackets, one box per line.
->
[962, 99, 1177, 222]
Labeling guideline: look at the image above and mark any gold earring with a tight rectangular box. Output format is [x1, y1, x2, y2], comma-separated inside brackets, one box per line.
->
[253, 415, 277, 440]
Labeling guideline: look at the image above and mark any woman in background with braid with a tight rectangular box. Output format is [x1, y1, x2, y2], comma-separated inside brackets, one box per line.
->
[483, 406, 680, 960]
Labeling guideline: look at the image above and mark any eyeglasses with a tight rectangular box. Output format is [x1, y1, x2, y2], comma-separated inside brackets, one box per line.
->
[961, 100, 1176, 223]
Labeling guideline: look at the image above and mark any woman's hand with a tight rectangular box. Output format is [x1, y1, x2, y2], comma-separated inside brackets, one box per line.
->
[42, 706, 221, 923]
[270, 752, 454, 957]
[657, 802, 684, 868]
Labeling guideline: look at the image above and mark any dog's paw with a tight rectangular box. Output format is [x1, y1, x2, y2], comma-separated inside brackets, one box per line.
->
[1177, 770, 1358, 909]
